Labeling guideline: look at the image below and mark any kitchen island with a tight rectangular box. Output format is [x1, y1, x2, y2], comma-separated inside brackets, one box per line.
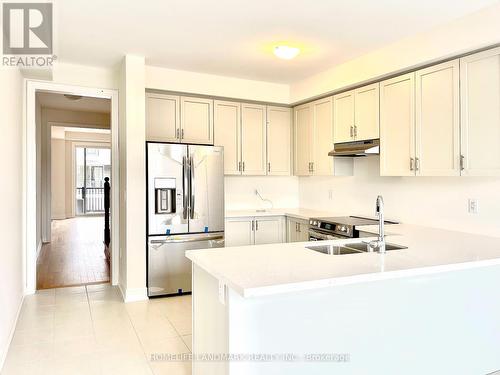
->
[186, 224, 500, 375]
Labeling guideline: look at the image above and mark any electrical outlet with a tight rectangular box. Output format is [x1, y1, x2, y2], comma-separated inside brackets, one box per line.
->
[468, 199, 478, 214]
[328, 190, 333, 200]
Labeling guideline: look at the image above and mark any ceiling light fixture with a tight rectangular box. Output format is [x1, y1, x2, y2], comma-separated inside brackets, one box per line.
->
[274, 45, 300, 60]
[64, 94, 83, 101]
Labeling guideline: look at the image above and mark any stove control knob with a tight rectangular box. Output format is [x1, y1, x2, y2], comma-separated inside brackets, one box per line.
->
[340, 226, 346, 232]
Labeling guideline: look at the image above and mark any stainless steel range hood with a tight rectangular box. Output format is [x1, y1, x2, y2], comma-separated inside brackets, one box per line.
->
[328, 139, 380, 157]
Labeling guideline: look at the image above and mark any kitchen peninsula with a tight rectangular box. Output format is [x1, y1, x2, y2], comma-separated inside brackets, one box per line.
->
[186, 224, 500, 375]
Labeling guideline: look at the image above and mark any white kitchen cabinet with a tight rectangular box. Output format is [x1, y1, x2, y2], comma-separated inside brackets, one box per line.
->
[312, 97, 335, 175]
[225, 216, 284, 247]
[225, 218, 254, 247]
[254, 217, 284, 245]
[354, 83, 380, 141]
[460, 47, 500, 176]
[287, 217, 309, 242]
[416, 60, 460, 176]
[333, 83, 379, 143]
[333, 91, 355, 143]
[241, 104, 267, 175]
[214, 100, 241, 175]
[145, 93, 180, 142]
[380, 73, 416, 176]
[180, 96, 214, 145]
[293, 103, 312, 176]
[266, 106, 291, 176]
[294, 98, 353, 177]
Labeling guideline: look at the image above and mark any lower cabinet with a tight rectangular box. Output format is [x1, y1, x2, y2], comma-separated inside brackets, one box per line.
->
[287, 217, 309, 242]
[225, 216, 285, 247]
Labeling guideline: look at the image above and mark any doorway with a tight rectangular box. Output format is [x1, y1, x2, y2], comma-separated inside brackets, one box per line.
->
[34, 90, 115, 290]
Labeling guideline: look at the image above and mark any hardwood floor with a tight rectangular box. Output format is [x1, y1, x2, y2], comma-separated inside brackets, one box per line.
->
[36, 216, 110, 290]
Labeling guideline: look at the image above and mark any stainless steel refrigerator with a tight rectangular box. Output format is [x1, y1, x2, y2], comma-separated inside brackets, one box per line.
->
[146, 142, 224, 297]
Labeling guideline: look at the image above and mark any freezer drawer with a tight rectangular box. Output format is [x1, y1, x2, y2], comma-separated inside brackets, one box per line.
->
[147, 232, 224, 297]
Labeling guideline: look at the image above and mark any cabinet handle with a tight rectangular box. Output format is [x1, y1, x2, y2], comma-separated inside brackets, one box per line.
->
[354, 125, 357, 138]
[267, 162, 271, 173]
[255, 220, 258, 231]
[311, 162, 314, 173]
[238, 161, 241, 172]
[242, 161, 245, 172]
[350, 126, 354, 137]
[251, 220, 254, 231]
[460, 155, 465, 171]
[410, 157, 414, 171]
[181, 129, 184, 139]
[415, 157, 420, 171]
[176, 128, 180, 139]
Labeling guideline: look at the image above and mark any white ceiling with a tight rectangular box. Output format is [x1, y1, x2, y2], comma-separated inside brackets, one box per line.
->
[55, 0, 499, 83]
[37, 92, 111, 113]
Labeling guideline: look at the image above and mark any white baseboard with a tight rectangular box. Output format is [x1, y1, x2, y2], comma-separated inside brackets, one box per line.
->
[118, 284, 148, 303]
[0, 294, 24, 372]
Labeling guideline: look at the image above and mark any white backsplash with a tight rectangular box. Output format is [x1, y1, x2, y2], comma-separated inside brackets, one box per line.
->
[224, 176, 299, 210]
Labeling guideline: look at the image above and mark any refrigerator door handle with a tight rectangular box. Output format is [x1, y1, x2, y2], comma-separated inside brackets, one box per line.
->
[150, 233, 224, 244]
[189, 155, 195, 219]
[182, 155, 189, 220]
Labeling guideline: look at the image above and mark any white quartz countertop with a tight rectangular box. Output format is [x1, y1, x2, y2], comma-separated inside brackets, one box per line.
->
[225, 207, 341, 220]
[186, 224, 500, 298]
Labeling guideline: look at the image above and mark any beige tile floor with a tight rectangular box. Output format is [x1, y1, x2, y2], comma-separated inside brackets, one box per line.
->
[1, 284, 192, 375]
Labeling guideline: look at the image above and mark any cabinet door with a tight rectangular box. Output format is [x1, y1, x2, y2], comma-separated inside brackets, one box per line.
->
[180, 96, 214, 145]
[354, 83, 379, 141]
[416, 60, 460, 176]
[298, 221, 309, 242]
[380, 73, 416, 176]
[146, 93, 180, 142]
[254, 217, 283, 245]
[293, 104, 312, 176]
[241, 104, 267, 175]
[267, 106, 291, 176]
[333, 91, 355, 143]
[286, 218, 299, 242]
[225, 218, 254, 247]
[214, 100, 241, 175]
[312, 97, 334, 175]
[460, 47, 500, 176]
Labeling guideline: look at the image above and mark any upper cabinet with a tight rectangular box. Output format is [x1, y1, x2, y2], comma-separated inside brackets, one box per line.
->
[380, 73, 416, 176]
[146, 93, 180, 142]
[146, 93, 213, 144]
[180, 96, 213, 144]
[380, 61, 460, 176]
[294, 97, 353, 177]
[333, 83, 379, 143]
[241, 104, 267, 175]
[415, 60, 460, 176]
[214, 101, 290, 176]
[460, 47, 500, 176]
[267, 106, 292, 176]
[214, 100, 241, 175]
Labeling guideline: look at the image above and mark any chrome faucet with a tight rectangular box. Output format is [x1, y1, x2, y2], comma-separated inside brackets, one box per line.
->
[369, 195, 386, 253]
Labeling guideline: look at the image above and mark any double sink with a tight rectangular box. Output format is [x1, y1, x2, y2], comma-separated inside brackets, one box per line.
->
[306, 241, 407, 255]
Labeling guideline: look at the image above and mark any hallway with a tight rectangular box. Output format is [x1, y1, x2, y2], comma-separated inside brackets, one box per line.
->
[37, 216, 109, 290]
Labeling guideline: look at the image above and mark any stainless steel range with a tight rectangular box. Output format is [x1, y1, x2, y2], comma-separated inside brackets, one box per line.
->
[308, 216, 396, 241]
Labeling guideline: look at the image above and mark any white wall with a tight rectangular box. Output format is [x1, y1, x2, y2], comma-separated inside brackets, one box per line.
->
[118, 55, 147, 301]
[299, 157, 500, 236]
[225, 177, 299, 210]
[146, 65, 290, 104]
[0, 68, 24, 369]
[51, 139, 67, 219]
[290, 3, 500, 102]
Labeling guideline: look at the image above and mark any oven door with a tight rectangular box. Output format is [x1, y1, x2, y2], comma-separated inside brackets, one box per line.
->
[308, 228, 348, 241]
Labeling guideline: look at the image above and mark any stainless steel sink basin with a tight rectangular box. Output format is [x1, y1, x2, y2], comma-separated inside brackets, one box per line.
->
[306, 241, 407, 255]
